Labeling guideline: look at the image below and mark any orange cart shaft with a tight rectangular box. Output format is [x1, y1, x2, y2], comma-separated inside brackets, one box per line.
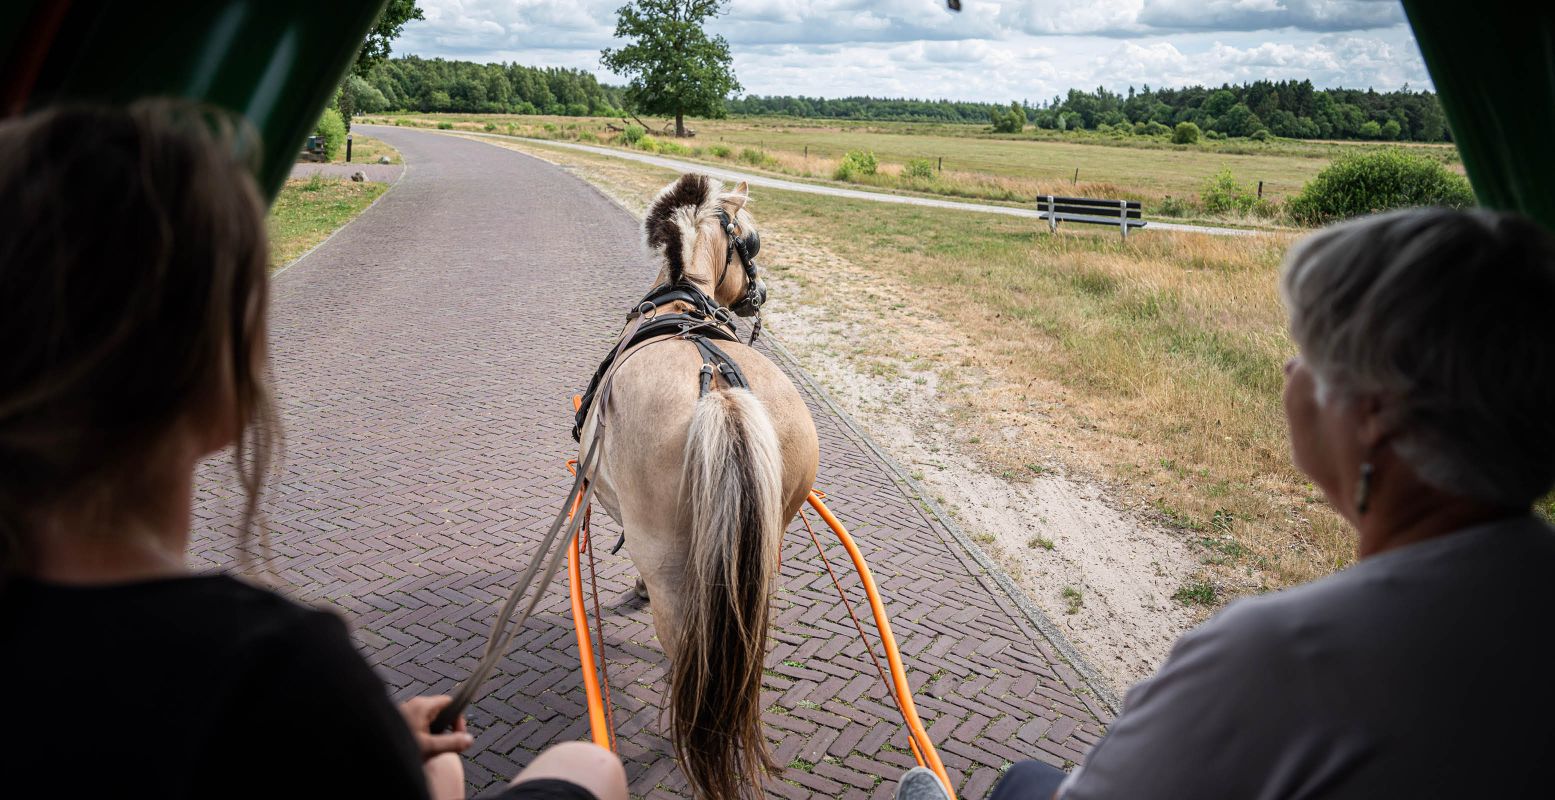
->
[807, 492, 957, 799]
[567, 531, 613, 749]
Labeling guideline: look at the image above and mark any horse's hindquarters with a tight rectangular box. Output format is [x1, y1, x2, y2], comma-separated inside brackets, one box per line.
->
[587, 338, 818, 799]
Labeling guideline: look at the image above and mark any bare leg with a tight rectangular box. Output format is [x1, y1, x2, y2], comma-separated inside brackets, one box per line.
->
[511, 742, 627, 800]
[425, 752, 465, 800]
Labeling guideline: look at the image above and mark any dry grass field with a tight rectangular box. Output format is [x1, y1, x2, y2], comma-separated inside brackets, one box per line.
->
[369, 112, 1456, 229]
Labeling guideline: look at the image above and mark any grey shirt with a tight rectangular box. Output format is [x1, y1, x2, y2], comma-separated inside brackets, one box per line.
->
[1062, 515, 1553, 800]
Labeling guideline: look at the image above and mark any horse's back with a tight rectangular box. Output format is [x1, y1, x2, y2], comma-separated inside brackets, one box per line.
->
[593, 336, 818, 519]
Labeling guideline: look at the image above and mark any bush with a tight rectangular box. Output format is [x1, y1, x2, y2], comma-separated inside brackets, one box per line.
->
[621, 124, 646, 145]
[707, 144, 731, 158]
[1249, 129, 1271, 142]
[990, 100, 1026, 133]
[483, 122, 496, 132]
[656, 139, 692, 156]
[834, 150, 879, 181]
[1205, 129, 1227, 140]
[637, 134, 661, 151]
[1145, 121, 1172, 137]
[315, 108, 347, 160]
[1287, 149, 1476, 225]
[436, 121, 453, 130]
[1172, 121, 1201, 145]
[1200, 169, 1258, 215]
[577, 131, 599, 143]
[1157, 195, 1194, 218]
[739, 147, 772, 167]
[904, 158, 935, 180]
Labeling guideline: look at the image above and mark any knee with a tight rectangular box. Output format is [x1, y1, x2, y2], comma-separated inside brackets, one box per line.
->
[512, 741, 627, 800]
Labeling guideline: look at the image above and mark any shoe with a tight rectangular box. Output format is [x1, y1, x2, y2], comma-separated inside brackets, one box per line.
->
[896, 766, 952, 800]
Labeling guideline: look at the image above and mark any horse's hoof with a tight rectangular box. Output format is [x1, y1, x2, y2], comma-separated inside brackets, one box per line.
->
[633, 576, 650, 601]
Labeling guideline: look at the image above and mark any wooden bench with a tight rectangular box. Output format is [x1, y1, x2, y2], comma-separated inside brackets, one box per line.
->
[1037, 195, 1146, 239]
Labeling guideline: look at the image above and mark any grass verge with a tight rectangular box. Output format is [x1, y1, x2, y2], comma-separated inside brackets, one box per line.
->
[267, 174, 387, 269]
[334, 132, 401, 164]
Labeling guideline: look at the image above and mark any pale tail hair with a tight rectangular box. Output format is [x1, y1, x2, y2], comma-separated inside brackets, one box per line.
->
[673, 387, 784, 799]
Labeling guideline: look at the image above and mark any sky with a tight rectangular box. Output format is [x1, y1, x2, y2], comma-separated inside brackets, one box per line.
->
[393, 0, 1434, 104]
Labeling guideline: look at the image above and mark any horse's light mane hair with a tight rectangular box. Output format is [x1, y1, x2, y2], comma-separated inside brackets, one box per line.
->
[643, 173, 751, 285]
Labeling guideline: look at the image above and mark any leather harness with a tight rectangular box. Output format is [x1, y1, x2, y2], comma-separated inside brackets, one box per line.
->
[573, 281, 752, 442]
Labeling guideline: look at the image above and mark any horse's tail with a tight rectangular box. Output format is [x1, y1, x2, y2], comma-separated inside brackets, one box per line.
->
[674, 386, 785, 800]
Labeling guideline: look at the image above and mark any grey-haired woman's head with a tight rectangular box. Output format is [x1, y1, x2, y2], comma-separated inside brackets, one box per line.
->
[1280, 207, 1555, 517]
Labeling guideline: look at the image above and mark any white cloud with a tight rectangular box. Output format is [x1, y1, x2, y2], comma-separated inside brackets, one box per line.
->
[394, 0, 1432, 101]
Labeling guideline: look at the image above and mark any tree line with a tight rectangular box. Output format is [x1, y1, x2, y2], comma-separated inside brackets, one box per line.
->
[726, 95, 1009, 123]
[350, 56, 628, 117]
[346, 55, 1448, 143]
[731, 81, 1449, 142]
[1025, 81, 1448, 141]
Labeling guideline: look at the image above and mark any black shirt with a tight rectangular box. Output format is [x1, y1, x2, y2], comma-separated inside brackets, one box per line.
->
[0, 573, 430, 798]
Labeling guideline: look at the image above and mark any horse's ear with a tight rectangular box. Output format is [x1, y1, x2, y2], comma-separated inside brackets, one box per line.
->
[726, 181, 750, 213]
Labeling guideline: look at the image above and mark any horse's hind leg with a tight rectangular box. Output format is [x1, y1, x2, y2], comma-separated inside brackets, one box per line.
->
[620, 519, 689, 659]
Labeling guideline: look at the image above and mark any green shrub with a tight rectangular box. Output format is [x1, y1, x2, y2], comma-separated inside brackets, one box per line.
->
[1171, 121, 1201, 145]
[1157, 195, 1194, 218]
[834, 150, 878, 181]
[621, 124, 646, 145]
[989, 100, 1026, 133]
[656, 139, 692, 156]
[1205, 129, 1227, 140]
[1249, 129, 1271, 141]
[315, 108, 347, 159]
[483, 121, 497, 132]
[435, 121, 453, 130]
[739, 147, 771, 166]
[1287, 149, 1476, 225]
[637, 134, 661, 151]
[577, 131, 599, 143]
[1200, 169, 1258, 215]
[904, 158, 935, 180]
[1145, 121, 1172, 137]
[708, 144, 731, 158]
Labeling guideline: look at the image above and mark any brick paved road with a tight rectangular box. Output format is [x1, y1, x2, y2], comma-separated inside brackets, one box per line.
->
[192, 127, 1109, 798]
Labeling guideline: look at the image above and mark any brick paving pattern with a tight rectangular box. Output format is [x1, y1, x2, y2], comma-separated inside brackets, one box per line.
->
[192, 127, 1109, 798]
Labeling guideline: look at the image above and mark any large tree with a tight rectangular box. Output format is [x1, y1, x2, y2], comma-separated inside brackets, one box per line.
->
[337, 0, 422, 129]
[354, 0, 424, 77]
[600, 0, 741, 137]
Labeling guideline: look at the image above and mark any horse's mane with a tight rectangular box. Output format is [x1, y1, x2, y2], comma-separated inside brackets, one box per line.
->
[644, 173, 743, 283]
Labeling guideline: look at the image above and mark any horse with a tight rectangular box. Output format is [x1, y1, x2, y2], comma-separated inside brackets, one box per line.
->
[575, 173, 820, 798]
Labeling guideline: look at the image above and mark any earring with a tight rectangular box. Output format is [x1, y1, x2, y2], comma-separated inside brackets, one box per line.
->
[1355, 462, 1375, 515]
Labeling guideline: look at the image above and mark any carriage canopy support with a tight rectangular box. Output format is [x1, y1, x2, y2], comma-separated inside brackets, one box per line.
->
[1402, 1, 1555, 230]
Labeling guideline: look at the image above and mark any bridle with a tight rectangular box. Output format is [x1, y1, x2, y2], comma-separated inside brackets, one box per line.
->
[714, 207, 765, 320]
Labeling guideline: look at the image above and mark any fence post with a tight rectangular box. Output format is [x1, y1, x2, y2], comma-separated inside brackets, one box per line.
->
[1257, 180, 1264, 199]
[346, 134, 353, 162]
[804, 145, 808, 158]
[1073, 167, 1079, 185]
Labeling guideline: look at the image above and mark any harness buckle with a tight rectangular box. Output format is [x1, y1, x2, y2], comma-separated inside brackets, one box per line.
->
[635, 301, 658, 320]
[712, 306, 733, 325]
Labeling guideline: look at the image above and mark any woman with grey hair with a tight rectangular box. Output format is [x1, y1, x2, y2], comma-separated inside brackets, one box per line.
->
[960, 208, 1555, 800]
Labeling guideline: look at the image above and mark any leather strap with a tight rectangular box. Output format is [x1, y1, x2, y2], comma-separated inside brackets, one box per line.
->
[433, 314, 647, 733]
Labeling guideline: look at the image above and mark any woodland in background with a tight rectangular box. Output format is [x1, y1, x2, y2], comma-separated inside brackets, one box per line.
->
[351, 56, 1448, 143]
